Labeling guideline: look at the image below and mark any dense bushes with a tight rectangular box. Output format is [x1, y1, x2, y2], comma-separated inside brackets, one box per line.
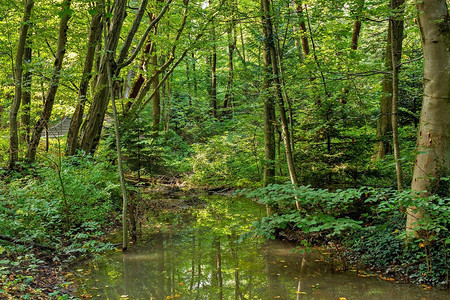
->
[239, 184, 449, 286]
[0, 154, 121, 253]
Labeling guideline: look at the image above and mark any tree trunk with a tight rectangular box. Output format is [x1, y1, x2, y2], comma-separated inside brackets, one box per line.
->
[223, 0, 237, 116]
[66, 9, 103, 155]
[263, 58, 276, 186]
[390, 0, 405, 191]
[9, 0, 34, 169]
[150, 37, 161, 136]
[78, 0, 127, 154]
[261, 0, 298, 186]
[107, 53, 129, 251]
[294, 1, 310, 57]
[406, 0, 449, 232]
[351, 0, 365, 50]
[21, 44, 32, 144]
[26, 0, 71, 162]
[211, 22, 217, 119]
[374, 0, 404, 160]
[262, 11, 276, 187]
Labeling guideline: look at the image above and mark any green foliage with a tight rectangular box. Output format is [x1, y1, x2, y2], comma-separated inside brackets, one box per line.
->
[240, 184, 449, 286]
[240, 184, 366, 238]
[104, 114, 193, 176]
[0, 154, 121, 250]
[188, 132, 262, 187]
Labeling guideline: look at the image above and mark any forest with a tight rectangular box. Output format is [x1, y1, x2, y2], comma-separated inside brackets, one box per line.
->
[0, 0, 449, 298]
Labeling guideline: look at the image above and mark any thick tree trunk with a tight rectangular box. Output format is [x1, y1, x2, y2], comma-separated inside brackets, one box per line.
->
[26, 0, 71, 162]
[407, 0, 449, 232]
[66, 9, 103, 155]
[9, 0, 34, 169]
[78, 0, 127, 154]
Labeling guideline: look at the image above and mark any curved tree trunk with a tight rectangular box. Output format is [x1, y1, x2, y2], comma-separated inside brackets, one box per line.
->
[78, 0, 127, 154]
[27, 0, 71, 162]
[66, 9, 103, 155]
[406, 0, 449, 232]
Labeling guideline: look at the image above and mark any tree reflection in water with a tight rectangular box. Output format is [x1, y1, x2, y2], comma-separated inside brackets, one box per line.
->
[73, 196, 448, 300]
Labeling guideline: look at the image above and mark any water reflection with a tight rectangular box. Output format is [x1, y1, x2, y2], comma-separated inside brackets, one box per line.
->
[73, 197, 448, 299]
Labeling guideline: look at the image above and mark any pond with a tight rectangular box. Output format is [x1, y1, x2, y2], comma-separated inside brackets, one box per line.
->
[71, 196, 448, 299]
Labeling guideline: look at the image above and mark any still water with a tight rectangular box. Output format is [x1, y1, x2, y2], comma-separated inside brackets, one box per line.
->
[72, 196, 448, 299]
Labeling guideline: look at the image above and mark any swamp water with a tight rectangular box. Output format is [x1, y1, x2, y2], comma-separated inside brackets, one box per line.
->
[72, 196, 448, 299]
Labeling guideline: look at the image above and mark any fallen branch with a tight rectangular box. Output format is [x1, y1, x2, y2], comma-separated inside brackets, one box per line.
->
[0, 235, 56, 251]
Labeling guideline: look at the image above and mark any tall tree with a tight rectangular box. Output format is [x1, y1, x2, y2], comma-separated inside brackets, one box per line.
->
[373, 0, 405, 160]
[77, 0, 171, 154]
[390, 0, 405, 191]
[20, 44, 32, 144]
[223, 0, 237, 115]
[150, 19, 161, 136]
[8, 0, 34, 169]
[26, 0, 71, 162]
[406, 0, 449, 232]
[78, 0, 128, 154]
[261, 0, 298, 186]
[210, 8, 218, 119]
[66, 6, 103, 155]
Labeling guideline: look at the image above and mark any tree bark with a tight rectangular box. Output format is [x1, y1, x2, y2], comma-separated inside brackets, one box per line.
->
[351, 0, 365, 50]
[294, 1, 310, 56]
[211, 20, 218, 119]
[26, 0, 71, 162]
[390, 0, 405, 191]
[78, 0, 127, 154]
[261, 0, 298, 186]
[21, 44, 32, 144]
[374, 0, 404, 160]
[151, 36, 161, 136]
[223, 0, 237, 116]
[9, 0, 34, 169]
[407, 0, 449, 232]
[263, 52, 276, 186]
[66, 8, 103, 155]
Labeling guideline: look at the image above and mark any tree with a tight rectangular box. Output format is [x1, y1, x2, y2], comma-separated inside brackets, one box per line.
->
[66, 5, 103, 155]
[8, 0, 34, 169]
[374, 0, 405, 160]
[260, 0, 298, 186]
[26, 0, 71, 162]
[406, 0, 449, 232]
[390, 0, 405, 191]
[77, 0, 128, 154]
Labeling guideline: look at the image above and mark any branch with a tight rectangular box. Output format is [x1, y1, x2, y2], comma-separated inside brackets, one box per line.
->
[0, 235, 56, 251]
[115, 0, 149, 68]
[118, 0, 173, 69]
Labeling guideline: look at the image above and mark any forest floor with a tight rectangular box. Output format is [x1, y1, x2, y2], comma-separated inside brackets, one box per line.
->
[0, 247, 73, 299]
